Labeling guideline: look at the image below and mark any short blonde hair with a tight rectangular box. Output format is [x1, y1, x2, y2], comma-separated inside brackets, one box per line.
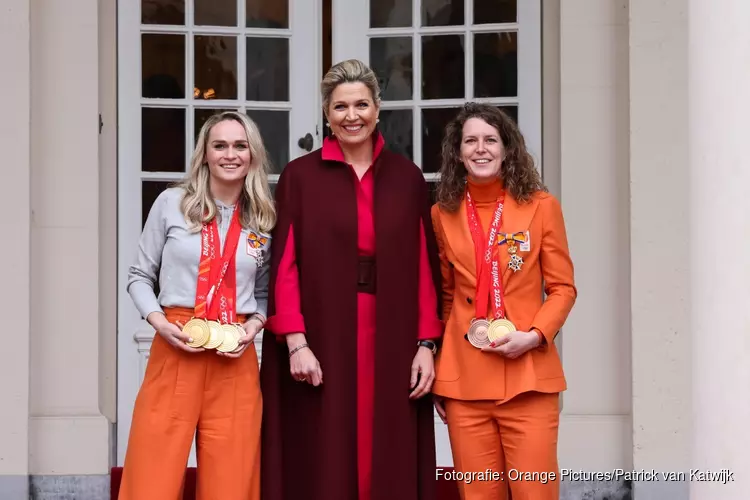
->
[177, 111, 276, 234]
[321, 59, 381, 114]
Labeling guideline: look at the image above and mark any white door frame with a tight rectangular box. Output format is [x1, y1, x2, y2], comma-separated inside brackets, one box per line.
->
[116, 0, 322, 466]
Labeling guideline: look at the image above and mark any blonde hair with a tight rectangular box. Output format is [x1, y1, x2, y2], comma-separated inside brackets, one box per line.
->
[321, 59, 381, 114]
[177, 111, 276, 233]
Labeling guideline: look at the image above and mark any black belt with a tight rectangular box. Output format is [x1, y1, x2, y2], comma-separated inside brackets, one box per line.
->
[357, 256, 376, 294]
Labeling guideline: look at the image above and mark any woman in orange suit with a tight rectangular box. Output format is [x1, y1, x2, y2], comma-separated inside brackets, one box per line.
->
[431, 103, 576, 499]
[119, 111, 275, 500]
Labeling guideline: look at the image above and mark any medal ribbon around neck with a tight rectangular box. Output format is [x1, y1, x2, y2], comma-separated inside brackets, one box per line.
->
[466, 190, 508, 321]
[194, 203, 243, 324]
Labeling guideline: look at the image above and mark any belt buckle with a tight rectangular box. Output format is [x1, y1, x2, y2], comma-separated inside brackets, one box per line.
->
[357, 257, 375, 293]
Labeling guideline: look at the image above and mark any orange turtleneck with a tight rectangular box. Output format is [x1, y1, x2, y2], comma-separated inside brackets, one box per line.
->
[467, 177, 504, 232]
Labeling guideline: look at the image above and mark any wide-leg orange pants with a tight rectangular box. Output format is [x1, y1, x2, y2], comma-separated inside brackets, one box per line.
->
[444, 391, 560, 500]
[118, 307, 262, 500]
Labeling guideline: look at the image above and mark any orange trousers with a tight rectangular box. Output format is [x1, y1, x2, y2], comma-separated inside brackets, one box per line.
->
[444, 391, 560, 500]
[118, 307, 262, 500]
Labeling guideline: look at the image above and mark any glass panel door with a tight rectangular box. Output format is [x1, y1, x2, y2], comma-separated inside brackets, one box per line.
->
[117, 0, 321, 465]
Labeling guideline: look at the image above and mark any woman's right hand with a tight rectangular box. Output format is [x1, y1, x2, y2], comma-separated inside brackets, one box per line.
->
[287, 333, 323, 386]
[147, 312, 205, 353]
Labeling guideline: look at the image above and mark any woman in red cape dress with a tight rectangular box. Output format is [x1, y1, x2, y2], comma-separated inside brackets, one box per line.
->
[259, 59, 444, 500]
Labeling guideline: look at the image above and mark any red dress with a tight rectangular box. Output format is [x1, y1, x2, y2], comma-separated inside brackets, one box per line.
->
[267, 135, 442, 500]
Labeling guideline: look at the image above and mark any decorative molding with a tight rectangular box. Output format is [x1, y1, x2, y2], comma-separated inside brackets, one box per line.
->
[133, 327, 153, 387]
[133, 327, 154, 347]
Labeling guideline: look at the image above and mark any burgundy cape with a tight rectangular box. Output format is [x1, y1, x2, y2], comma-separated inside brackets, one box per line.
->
[260, 137, 443, 500]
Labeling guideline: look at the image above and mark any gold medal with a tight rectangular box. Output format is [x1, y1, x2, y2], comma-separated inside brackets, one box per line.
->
[203, 320, 225, 349]
[217, 324, 241, 353]
[467, 319, 491, 348]
[183, 318, 210, 348]
[232, 323, 249, 353]
[487, 318, 516, 343]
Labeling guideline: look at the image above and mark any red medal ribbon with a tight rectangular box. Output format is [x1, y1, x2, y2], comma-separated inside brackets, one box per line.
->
[466, 191, 507, 320]
[193, 204, 243, 324]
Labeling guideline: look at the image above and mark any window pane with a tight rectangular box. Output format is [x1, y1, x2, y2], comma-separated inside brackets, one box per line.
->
[194, 36, 238, 100]
[379, 110, 413, 161]
[499, 105, 518, 123]
[142, 0, 185, 25]
[422, 0, 464, 26]
[474, 0, 516, 24]
[422, 35, 464, 99]
[142, 181, 174, 229]
[370, 37, 413, 101]
[247, 0, 289, 28]
[474, 32, 517, 98]
[247, 110, 289, 174]
[428, 181, 439, 205]
[194, 108, 237, 143]
[142, 34, 185, 98]
[195, 0, 236, 26]
[246, 37, 289, 101]
[142, 107, 186, 172]
[422, 107, 459, 173]
[371, 0, 412, 28]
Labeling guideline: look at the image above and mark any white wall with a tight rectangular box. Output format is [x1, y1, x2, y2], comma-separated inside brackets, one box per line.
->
[689, 0, 750, 497]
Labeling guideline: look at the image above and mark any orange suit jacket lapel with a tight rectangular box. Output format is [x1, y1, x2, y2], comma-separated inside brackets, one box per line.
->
[498, 194, 541, 287]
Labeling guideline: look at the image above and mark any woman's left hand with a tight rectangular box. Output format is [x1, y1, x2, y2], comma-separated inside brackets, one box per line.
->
[220, 316, 264, 358]
[409, 346, 435, 400]
[481, 330, 540, 359]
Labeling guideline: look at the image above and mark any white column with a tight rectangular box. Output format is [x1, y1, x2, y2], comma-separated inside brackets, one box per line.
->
[689, 0, 750, 497]
[628, 1, 690, 499]
[558, 0, 632, 472]
[0, 0, 31, 498]
[29, 0, 111, 478]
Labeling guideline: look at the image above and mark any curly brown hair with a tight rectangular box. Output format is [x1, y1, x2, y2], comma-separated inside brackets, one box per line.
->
[436, 102, 546, 212]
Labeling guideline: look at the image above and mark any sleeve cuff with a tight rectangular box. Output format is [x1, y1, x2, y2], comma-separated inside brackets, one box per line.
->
[265, 312, 306, 336]
[531, 326, 548, 350]
[417, 315, 444, 340]
[254, 299, 268, 321]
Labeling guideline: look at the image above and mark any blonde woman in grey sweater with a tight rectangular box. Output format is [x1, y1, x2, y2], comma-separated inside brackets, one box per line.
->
[119, 111, 275, 500]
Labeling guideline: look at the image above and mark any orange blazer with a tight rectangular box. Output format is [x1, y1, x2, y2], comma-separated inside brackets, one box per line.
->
[431, 191, 577, 403]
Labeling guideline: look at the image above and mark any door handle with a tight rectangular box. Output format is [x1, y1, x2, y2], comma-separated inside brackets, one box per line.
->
[297, 133, 314, 152]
